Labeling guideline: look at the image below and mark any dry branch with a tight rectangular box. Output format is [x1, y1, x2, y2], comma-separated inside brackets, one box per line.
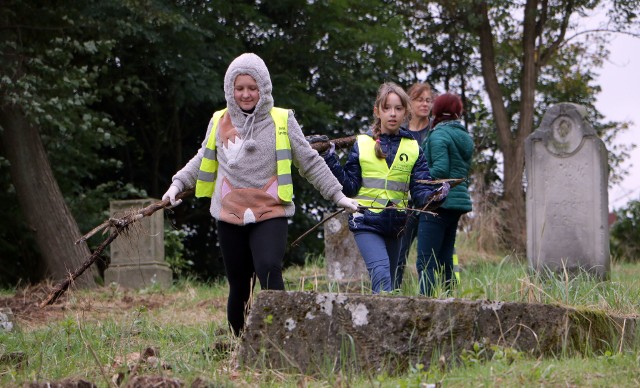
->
[40, 189, 195, 307]
[416, 178, 466, 188]
[290, 178, 463, 246]
[308, 135, 356, 153]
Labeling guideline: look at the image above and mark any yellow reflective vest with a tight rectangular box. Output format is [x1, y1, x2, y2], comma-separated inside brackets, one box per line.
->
[355, 135, 419, 213]
[195, 107, 293, 202]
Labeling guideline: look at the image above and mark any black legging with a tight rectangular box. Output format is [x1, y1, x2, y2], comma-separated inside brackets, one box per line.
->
[217, 217, 287, 336]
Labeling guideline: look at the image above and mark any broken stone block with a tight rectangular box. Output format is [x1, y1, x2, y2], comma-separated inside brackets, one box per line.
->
[0, 307, 15, 332]
[239, 291, 637, 374]
[323, 213, 368, 288]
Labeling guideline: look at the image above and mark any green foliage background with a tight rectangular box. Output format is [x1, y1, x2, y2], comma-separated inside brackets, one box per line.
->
[1, 0, 638, 286]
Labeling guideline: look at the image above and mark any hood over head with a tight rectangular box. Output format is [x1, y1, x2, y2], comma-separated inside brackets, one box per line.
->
[224, 53, 274, 120]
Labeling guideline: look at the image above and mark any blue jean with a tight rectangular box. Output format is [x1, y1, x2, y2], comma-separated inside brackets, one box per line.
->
[353, 231, 401, 293]
[395, 211, 419, 289]
[416, 208, 464, 296]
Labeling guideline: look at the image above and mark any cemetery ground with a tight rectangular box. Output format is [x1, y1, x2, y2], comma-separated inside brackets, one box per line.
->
[2, 245, 640, 387]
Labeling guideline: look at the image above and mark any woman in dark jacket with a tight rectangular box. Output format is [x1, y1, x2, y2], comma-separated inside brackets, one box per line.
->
[416, 93, 474, 296]
[323, 82, 448, 293]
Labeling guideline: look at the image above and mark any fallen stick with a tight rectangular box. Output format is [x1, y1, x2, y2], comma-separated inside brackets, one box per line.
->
[40, 189, 195, 307]
[307, 135, 356, 154]
[290, 208, 345, 247]
[415, 178, 466, 188]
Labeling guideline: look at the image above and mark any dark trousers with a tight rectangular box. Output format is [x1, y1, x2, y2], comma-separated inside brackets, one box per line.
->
[416, 208, 463, 296]
[217, 218, 287, 336]
[395, 211, 419, 289]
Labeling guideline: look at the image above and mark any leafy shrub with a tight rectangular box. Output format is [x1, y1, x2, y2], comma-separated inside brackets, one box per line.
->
[610, 199, 640, 261]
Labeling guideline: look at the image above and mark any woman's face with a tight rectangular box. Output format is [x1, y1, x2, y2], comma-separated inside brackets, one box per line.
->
[411, 90, 433, 120]
[234, 74, 260, 111]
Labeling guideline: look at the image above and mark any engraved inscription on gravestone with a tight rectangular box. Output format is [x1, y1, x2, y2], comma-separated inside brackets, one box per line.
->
[525, 103, 610, 279]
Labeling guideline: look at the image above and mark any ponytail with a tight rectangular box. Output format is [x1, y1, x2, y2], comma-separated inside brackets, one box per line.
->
[372, 127, 386, 159]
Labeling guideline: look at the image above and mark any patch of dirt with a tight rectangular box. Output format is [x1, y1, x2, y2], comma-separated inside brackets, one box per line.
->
[123, 375, 183, 388]
[0, 283, 60, 328]
[0, 282, 226, 331]
[26, 378, 97, 387]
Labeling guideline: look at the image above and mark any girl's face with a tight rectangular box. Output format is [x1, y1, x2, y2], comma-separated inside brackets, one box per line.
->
[234, 74, 260, 111]
[411, 90, 433, 120]
[374, 92, 407, 134]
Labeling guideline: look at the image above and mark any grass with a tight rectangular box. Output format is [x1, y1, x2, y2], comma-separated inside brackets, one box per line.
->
[2, 242, 640, 387]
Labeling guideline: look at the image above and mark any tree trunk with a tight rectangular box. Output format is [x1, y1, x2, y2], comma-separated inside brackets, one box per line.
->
[0, 106, 97, 288]
[476, 1, 527, 252]
[502, 0, 539, 251]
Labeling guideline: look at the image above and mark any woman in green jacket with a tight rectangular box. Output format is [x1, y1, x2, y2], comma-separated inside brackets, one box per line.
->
[416, 93, 474, 296]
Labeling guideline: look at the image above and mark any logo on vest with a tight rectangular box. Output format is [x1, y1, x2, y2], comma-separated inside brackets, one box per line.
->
[393, 152, 413, 173]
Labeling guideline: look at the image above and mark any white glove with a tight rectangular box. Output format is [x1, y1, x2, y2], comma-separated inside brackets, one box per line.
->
[321, 142, 336, 157]
[433, 181, 450, 201]
[162, 185, 182, 207]
[337, 197, 359, 213]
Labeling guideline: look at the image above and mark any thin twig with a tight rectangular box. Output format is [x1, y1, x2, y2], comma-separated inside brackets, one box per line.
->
[356, 204, 437, 215]
[291, 209, 345, 247]
[291, 203, 441, 247]
[415, 178, 465, 188]
[75, 219, 111, 244]
[40, 229, 120, 307]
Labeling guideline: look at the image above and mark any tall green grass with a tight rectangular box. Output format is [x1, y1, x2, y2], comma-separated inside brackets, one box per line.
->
[1, 252, 640, 387]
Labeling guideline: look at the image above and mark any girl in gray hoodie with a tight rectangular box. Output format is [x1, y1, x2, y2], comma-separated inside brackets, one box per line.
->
[163, 53, 358, 336]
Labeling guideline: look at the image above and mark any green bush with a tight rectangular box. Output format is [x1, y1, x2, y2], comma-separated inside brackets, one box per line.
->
[610, 199, 640, 262]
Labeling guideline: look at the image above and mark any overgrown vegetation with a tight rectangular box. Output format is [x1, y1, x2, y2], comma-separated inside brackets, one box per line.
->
[2, 245, 640, 386]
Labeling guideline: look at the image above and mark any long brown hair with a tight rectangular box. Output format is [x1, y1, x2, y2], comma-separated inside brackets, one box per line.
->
[371, 82, 411, 159]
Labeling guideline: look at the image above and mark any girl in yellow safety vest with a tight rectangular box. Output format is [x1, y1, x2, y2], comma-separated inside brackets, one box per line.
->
[322, 82, 449, 293]
[162, 53, 358, 336]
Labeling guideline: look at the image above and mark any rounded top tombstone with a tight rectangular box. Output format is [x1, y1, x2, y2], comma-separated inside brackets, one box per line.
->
[535, 103, 596, 157]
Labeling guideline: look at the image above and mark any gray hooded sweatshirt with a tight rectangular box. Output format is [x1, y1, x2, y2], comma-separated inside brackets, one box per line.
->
[170, 53, 346, 225]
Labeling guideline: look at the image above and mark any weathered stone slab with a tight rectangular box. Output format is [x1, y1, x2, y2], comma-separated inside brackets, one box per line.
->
[323, 213, 368, 289]
[0, 307, 15, 332]
[104, 199, 172, 289]
[525, 103, 610, 279]
[239, 291, 637, 374]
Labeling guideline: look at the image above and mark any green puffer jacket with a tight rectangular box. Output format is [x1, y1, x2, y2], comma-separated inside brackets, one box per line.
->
[423, 120, 474, 212]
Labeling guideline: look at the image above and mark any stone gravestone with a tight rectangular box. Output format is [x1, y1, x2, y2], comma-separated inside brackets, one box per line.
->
[525, 103, 610, 279]
[323, 213, 368, 290]
[104, 199, 173, 288]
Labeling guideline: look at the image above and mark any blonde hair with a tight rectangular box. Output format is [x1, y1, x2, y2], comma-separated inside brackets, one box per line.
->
[372, 82, 411, 159]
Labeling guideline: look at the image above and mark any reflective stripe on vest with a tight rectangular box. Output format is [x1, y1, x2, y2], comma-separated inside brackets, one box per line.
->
[272, 107, 293, 202]
[453, 246, 460, 282]
[355, 135, 419, 213]
[194, 109, 225, 197]
[195, 107, 292, 202]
